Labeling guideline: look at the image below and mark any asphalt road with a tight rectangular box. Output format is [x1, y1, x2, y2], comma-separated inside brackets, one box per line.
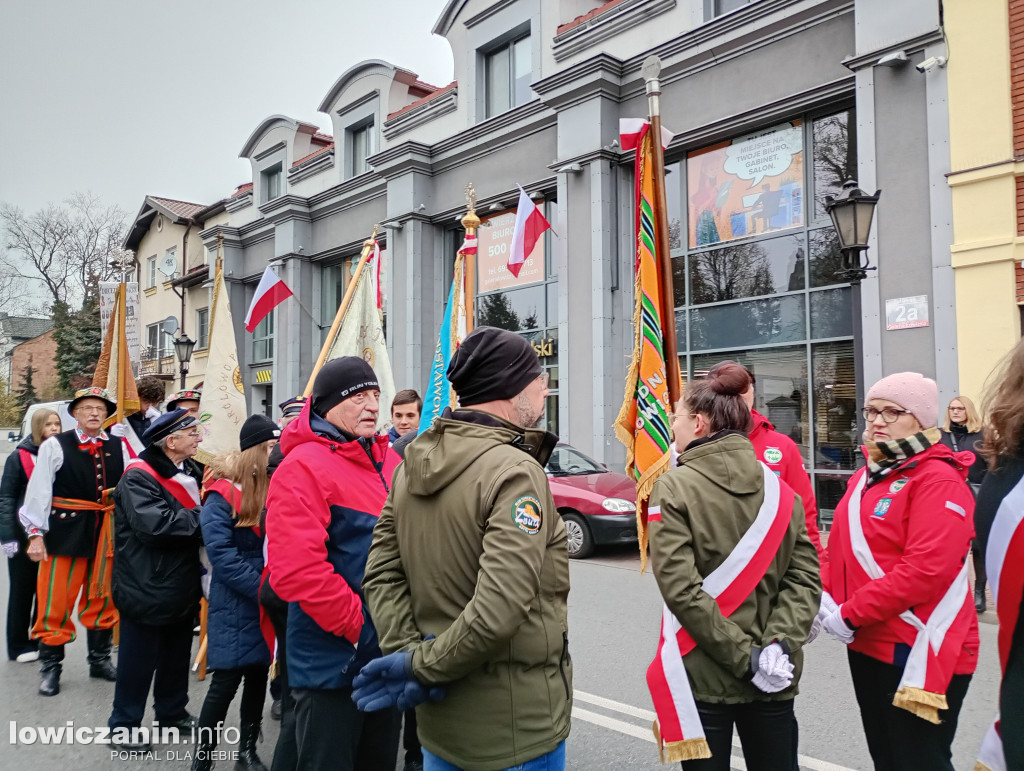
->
[0, 538, 1000, 770]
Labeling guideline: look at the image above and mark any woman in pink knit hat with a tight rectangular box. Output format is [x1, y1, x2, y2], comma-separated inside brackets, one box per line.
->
[816, 372, 979, 771]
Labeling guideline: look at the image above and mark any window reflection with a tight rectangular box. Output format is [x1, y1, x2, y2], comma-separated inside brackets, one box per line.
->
[476, 284, 546, 331]
[811, 341, 859, 471]
[809, 287, 852, 339]
[812, 110, 857, 220]
[688, 234, 805, 305]
[809, 228, 845, 288]
[687, 295, 806, 351]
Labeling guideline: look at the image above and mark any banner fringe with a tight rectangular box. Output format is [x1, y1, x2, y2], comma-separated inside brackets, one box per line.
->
[652, 720, 711, 764]
[973, 763, 994, 771]
[893, 686, 947, 724]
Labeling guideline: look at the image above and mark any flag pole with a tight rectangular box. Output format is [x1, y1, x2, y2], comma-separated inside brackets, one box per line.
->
[302, 225, 380, 396]
[642, 55, 682, 409]
[462, 184, 478, 334]
[115, 283, 127, 424]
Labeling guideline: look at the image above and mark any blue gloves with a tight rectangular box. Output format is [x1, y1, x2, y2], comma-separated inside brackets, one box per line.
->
[352, 650, 446, 712]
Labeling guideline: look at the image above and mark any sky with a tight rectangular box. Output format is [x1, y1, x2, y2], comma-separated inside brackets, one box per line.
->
[0, 0, 454, 216]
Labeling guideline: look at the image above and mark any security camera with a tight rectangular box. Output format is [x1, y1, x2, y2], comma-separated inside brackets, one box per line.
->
[916, 56, 947, 73]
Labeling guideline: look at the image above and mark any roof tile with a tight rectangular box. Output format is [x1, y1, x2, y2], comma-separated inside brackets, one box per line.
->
[387, 81, 457, 121]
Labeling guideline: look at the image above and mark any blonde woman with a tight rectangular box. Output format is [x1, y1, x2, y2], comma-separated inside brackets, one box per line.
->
[939, 395, 989, 611]
[0, 408, 61, 661]
[192, 414, 280, 771]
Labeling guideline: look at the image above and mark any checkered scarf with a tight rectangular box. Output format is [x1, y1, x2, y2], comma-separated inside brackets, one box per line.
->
[864, 427, 942, 487]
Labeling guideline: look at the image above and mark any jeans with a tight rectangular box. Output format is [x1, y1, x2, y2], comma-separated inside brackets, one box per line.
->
[680, 700, 797, 771]
[847, 648, 972, 771]
[291, 687, 399, 771]
[423, 741, 566, 771]
[108, 616, 194, 729]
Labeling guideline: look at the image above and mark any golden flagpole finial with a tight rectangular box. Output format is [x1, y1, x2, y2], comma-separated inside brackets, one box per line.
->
[462, 183, 480, 232]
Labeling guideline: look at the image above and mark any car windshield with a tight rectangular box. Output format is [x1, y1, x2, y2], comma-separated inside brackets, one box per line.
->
[545, 445, 605, 477]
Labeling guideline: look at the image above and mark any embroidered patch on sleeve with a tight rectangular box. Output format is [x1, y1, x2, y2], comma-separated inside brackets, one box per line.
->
[512, 495, 542, 535]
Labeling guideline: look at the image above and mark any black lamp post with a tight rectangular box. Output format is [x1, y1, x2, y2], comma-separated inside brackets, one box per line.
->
[824, 179, 881, 436]
[824, 180, 882, 283]
[173, 333, 196, 390]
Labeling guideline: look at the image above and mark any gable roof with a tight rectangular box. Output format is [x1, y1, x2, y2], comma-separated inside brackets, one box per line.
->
[122, 195, 213, 251]
[0, 314, 53, 342]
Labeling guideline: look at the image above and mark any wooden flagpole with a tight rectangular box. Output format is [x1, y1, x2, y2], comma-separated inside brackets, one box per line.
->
[462, 184, 478, 334]
[115, 284, 128, 424]
[302, 225, 380, 396]
[642, 55, 682, 409]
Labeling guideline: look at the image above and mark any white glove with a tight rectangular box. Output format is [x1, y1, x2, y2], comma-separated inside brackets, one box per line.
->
[110, 422, 126, 438]
[806, 591, 839, 644]
[821, 606, 855, 645]
[751, 643, 794, 693]
[2, 541, 18, 558]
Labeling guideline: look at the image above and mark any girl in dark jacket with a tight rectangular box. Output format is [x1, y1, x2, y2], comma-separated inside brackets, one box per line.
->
[0, 408, 61, 661]
[939, 394, 990, 611]
[192, 415, 280, 771]
[974, 339, 1024, 771]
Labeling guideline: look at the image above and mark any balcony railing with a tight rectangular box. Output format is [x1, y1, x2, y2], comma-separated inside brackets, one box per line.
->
[139, 346, 176, 377]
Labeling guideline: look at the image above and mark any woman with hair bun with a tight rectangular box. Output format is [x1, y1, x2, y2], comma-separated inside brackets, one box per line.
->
[646, 362, 820, 770]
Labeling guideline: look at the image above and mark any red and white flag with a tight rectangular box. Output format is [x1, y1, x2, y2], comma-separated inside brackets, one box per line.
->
[620, 118, 674, 151]
[245, 267, 293, 332]
[508, 186, 552, 278]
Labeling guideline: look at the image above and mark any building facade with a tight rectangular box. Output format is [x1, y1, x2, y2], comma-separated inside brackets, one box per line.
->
[946, 0, 1024, 403]
[0, 315, 54, 394]
[203, 0, 955, 525]
[10, 329, 58, 401]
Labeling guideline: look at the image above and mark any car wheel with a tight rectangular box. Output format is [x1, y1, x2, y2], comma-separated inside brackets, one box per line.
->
[562, 513, 594, 559]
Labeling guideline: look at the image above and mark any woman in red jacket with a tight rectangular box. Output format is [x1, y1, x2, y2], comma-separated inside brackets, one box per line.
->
[821, 372, 978, 771]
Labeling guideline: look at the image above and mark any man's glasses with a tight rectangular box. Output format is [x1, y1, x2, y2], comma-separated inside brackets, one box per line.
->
[861, 406, 912, 423]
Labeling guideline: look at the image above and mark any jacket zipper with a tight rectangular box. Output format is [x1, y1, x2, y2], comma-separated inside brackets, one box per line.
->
[559, 631, 570, 700]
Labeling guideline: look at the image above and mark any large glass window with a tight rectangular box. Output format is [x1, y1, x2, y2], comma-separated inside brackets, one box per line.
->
[350, 122, 375, 177]
[195, 307, 209, 350]
[485, 34, 531, 118]
[667, 109, 859, 523]
[252, 311, 274, 362]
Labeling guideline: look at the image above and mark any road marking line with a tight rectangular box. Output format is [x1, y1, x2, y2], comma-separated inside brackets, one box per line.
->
[575, 690, 656, 721]
[574, 690, 856, 771]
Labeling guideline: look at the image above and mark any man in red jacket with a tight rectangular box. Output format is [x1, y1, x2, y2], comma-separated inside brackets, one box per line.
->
[709, 362, 828, 584]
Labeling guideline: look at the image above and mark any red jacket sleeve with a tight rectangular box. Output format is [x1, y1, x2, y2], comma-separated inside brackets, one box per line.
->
[842, 477, 975, 628]
[779, 443, 828, 587]
[265, 451, 363, 643]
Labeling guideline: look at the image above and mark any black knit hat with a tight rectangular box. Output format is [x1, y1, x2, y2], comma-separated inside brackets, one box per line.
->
[239, 414, 280, 452]
[311, 356, 379, 417]
[446, 326, 542, 406]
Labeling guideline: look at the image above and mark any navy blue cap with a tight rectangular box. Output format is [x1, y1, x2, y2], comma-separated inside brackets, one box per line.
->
[143, 408, 199, 445]
[278, 395, 307, 417]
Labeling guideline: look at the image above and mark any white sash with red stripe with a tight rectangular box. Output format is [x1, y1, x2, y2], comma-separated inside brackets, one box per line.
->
[646, 465, 793, 763]
[846, 471, 970, 723]
[975, 473, 1024, 771]
[126, 458, 201, 508]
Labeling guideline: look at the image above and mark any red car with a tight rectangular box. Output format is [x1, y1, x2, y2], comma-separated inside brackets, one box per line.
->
[545, 443, 638, 559]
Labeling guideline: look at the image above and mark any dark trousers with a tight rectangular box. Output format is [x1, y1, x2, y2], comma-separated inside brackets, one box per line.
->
[847, 649, 972, 771]
[262, 581, 297, 771]
[681, 699, 797, 771]
[1003, 644, 1024, 770]
[6, 550, 38, 659]
[108, 616, 194, 729]
[196, 665, 269, 745]
[404, 708, 422, 763]
[292, 687, 400, 771]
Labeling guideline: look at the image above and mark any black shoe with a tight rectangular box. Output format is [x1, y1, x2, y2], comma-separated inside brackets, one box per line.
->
[403, 760, 424, 771]
[975, 586, 987, 613]
[190, 743, 214, 771]
[234, 720, 268, 771]
[270, 698, 281, 721]
[110, 729, 151, 752]
[38, 643, 64, 697]
[159, 713, 198, 733]
[86, 629, 117, 681]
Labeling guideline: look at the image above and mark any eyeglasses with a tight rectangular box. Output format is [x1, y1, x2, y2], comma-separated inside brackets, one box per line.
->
[173, 430, 202, 439]
[861, 406, 912, 423]
[76, 406, 106, 415]
[669, 412, 696, 421]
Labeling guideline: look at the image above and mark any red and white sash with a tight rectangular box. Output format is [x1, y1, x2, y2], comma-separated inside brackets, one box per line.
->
[19, 449, 36, 479]
[646, 465, 793, 763]
[846, 471, 970, 723]
[975, 473, 1024, 771]
[126, 458, 201, 508]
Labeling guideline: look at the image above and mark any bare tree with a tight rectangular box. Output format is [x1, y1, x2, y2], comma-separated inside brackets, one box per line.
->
[0, 193, 128, 310]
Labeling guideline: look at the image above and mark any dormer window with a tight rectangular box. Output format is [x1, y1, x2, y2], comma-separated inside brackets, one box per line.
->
[484, 33, 531, 118]
[349, 120, 376, 177]
[261, 163, 283, 203]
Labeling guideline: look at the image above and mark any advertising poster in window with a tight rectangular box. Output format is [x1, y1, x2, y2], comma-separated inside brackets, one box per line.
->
[687, 121, 804, 248]
[476, 210, 545, 293]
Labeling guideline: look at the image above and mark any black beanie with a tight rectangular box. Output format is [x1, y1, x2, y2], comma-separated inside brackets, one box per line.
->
[446, 326, 542, 405]
[311, 356, 379, 416]
[239, 414, 281, 452]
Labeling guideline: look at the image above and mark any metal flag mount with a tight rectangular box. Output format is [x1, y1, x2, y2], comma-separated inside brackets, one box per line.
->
[462, 183, 478, 333]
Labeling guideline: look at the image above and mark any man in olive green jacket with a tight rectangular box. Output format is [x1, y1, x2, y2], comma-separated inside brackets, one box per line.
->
[362, 327, 572, 771]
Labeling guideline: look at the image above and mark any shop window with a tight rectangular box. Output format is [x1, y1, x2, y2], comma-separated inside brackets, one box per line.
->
[812, 110, 857, 220]
[252, 311, 274, 362]
[811, 340, 859, 471]
[687, 234, 805, 306]
[809, 287, 853, 339]
[808, 228, 845, 288]
[687, 294, 806, 351]
[484, 33, 532, 118]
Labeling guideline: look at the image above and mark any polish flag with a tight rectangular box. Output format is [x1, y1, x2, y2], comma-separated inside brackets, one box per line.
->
[508, 186, 552, 278]
[619, 118, 674, 151]
[245, 267, 293, 332]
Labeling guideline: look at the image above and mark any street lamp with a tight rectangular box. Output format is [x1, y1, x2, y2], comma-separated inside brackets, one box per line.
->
[824, 180, 881, 283]
[173, 333, 196, 390]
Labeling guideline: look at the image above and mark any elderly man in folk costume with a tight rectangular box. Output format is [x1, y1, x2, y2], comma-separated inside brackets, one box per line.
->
[19, 387, 129, 696]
